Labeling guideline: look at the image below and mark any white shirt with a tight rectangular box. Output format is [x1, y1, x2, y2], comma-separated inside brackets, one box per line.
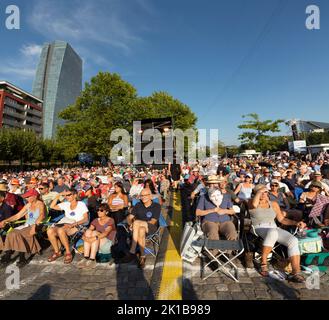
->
[58, 201, 89, 223]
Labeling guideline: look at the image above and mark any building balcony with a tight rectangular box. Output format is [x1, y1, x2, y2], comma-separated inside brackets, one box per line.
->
[3, 107, 26, 120]
[26, 116, 42, 125]
[2, 118, 23, 128]
[24, 124, 42, 133]
[26, 108, 42, 117]
[4, 98, 25, 111]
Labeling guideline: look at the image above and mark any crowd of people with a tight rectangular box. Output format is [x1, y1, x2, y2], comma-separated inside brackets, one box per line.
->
[179, 153, 329, 283]
[0, 166, 171, 268]
[0, 152, 329, 283]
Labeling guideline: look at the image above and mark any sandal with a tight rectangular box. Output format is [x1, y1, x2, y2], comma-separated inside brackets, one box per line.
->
[47, 252, 63, 262]
[260, 263, 269, 277]
[288, 273, 305, 283]
[64, 252, 73, 264]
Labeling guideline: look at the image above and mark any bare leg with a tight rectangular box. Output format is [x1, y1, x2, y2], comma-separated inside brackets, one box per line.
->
[83, 229, 93, 258]
[90, 231, 100, 260]
[47, 228, 60, 253]
[138, 227, 147, 256]
[57, 227, 71, 254]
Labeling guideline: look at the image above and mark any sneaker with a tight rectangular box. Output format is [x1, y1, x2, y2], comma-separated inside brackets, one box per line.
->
[77, 258, 89, 269]
[120, 252, 137, 264]
[85, 259, 97, 269]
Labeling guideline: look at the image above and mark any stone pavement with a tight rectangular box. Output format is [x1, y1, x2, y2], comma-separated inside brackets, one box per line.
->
[182, 255, 329, 300]
[0, 249, 156, 300]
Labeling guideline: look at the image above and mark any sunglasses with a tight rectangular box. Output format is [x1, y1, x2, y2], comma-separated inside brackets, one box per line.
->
[98, 209, 107, 212]
[38, 187, 45, 190]
[271, 184, 279, 187]
[65, 193, 73, 197]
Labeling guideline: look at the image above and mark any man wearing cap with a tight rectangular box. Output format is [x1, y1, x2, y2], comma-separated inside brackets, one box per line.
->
[266, 171, 292, 198]
[0, 191, 14, 223]
[0, 181, 24, 213]
[196, 175, 238, 242]
[9, 179, 22, 195]
[305, 172, 329, 196]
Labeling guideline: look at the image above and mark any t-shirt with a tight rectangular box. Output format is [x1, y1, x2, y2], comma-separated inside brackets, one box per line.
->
[53, 184, 70, 193]
[58, 201, 89, 223]
[131, 202, 161, 224]
[91, 217, 116, 241]
[0, 202, 14, 221]
[196, 193, 232, 223]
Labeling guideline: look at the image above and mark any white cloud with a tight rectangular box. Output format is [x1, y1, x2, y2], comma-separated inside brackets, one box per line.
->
[27, 0, 152, 55]
[20, 44, 43, 57]
[0, 43, 42, 81]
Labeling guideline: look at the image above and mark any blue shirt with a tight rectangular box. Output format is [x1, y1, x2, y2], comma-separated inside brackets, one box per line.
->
[196, 193, 232, 223]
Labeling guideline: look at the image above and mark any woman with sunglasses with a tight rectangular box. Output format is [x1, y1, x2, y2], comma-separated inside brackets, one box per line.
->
[107, 182, 128, 226]
[77, 204, 116, 269]
[48, 188, 89, 264]
[0, 188, 45, 267]
[248, 185, 306, 282]
[269, 180, 303, 222]
[299, 181, 322, 220]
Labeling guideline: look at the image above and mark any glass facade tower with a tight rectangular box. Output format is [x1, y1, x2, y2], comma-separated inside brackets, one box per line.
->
[32, 41, 82, 138]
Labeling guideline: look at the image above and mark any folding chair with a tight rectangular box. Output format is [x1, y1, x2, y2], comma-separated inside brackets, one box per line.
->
[144, 213, 168, 257]
[201, 238, 244, 282]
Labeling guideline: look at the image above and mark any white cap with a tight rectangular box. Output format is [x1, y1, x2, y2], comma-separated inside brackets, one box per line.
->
[272, 171, 281, 177]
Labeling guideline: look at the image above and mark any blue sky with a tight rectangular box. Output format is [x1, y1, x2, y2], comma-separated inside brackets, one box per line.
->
[0, 0, 328, 145]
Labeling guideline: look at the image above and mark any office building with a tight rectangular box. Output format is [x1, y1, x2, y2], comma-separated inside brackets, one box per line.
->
[32, 41, 82, 138]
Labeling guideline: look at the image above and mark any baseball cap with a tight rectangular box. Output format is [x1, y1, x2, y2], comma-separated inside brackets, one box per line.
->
[272, 171, 281, 177]
[22, 189, 39, 198]
[11, 178, 20, 185]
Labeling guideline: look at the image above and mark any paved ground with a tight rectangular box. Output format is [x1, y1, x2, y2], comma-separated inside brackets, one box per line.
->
[0, 249, 156, 300]
[182, 256, 329, 300]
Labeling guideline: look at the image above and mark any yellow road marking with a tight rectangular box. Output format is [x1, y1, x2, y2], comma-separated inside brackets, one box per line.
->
[157, 192, 182, 300]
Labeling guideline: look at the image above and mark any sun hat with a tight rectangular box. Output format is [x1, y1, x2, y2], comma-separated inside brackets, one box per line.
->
[310, 181, 323, 189]
[206, 175, 225, 184]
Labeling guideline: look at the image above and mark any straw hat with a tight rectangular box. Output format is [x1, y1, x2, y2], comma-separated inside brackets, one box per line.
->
[206, 175, 225, 184]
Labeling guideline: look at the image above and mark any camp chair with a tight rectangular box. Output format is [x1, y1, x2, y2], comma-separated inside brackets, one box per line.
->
[201, 238, 244, 282]
[144, 213, 168, 257]
[199, 208, 245, 282]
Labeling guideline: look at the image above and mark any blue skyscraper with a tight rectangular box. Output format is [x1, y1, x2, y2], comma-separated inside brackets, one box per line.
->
[32, 41, 82, 139]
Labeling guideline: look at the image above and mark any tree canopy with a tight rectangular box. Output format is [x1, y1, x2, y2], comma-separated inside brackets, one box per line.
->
[57, 72, 197, 158]
[238, 113, 285, 152]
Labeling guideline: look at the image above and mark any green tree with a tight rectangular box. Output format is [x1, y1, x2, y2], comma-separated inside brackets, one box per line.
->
[238, 113, 285, 152]
[305, 131, 329, 145]
[57, 72, 197, 159]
